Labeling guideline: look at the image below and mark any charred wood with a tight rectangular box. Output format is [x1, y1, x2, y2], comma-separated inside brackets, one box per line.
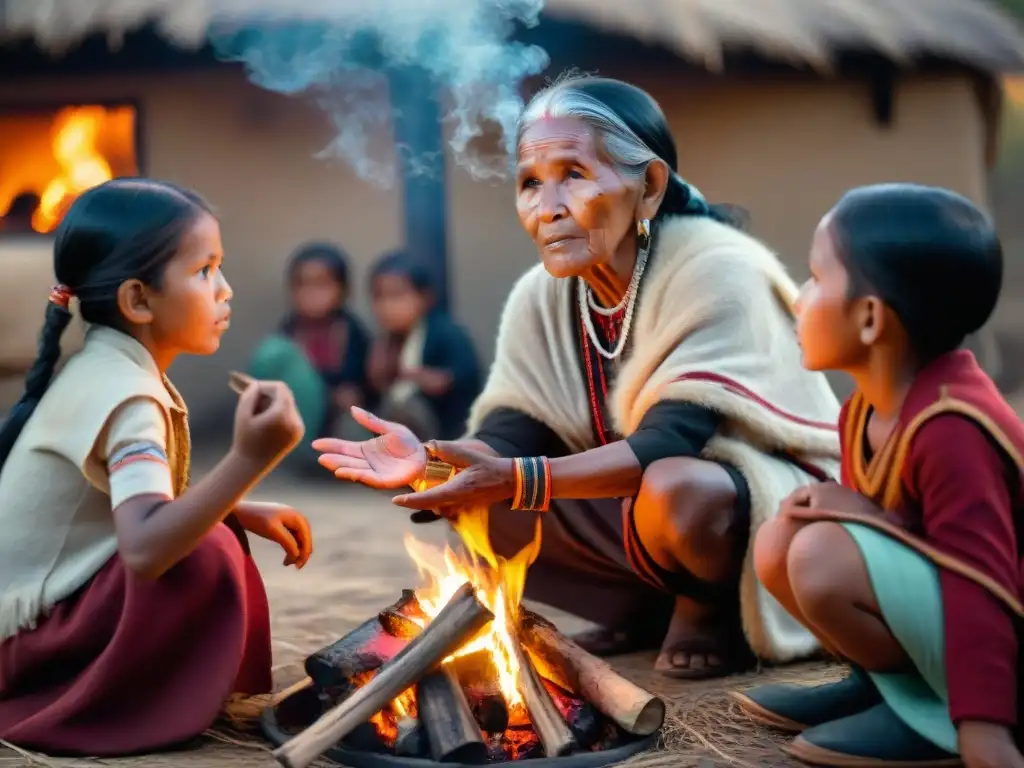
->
[274, 583, 493, 768]
[521, 617, 665, 736]
[305, 591, 422, 691]
[417, 665, 488, 763]
[540, 678, 602, 749]
[394, 717, 428, 758]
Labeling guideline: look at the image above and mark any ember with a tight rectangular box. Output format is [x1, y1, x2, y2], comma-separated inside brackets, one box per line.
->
[273, 509, 666, 768]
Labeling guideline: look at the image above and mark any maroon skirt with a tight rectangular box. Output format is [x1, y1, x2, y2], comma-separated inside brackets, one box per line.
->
[0, 523, 272, 756]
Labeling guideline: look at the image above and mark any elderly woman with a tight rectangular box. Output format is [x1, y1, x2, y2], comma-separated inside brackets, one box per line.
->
[315, 76, 841, 678]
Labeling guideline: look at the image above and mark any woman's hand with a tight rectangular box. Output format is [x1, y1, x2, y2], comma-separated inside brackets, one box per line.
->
[391, 442, 516, 513]
[959, 721, 1024, 768]
[234, 501, 312, 568]
[313, 406, 426, 489]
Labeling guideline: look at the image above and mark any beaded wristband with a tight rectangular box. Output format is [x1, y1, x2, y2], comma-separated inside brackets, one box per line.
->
[511, 456, 551, 512]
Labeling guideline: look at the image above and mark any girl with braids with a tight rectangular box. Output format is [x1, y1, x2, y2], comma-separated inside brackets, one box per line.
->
[0, 179, 311, 755]
[315, 76, 842, 679]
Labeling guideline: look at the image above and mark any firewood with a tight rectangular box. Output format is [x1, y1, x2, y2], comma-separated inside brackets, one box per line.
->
[520, 618, 665, 736]
[378, 608, 423, 639]
[394, 717, 427, 757]
[540, 678, 602, 749]
[486, 729, 543, 761]
[305, 591, 421, 690]
[509, 639, 575, 756]
[273, 583, 493, 768]
[451, 649, 509, 735]
[417, 665, 488, 763]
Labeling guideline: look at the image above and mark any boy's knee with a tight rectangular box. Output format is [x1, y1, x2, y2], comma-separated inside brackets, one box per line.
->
[786, 522, 852, 619]
[753, 515, 800, 596]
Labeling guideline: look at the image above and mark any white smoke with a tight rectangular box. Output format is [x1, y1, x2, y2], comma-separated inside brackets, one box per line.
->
[4, 0, 550, 186]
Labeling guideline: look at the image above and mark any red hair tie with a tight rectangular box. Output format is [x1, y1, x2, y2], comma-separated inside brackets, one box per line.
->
[49, 284, 73, 310]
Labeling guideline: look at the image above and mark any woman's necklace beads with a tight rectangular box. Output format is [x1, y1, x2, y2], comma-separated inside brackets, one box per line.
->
[577, 245, 649, 360]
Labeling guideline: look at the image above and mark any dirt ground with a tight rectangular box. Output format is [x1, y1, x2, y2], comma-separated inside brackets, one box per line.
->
[0, 463, 842, 768]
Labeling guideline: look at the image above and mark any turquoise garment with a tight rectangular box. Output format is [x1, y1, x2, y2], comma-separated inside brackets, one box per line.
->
[842, 522, 958, 754]
[249, 335, 328, 438]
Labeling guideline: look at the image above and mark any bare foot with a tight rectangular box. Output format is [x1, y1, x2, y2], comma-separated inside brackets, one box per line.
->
[571, 623, 663, 657]
[654, 594, 754, 679]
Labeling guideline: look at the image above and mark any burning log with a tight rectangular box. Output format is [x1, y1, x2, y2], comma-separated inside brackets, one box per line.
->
[274, 582, 494, 768]
[305, 590, 422, 691]
[520, 618, 666, 737]
[394, 717, 427, 758]
[540, 679, 602, 749]
[417, 665, 488, 764]
[509, 639, 576, 757]
[452, 649, 509, 734]
[487, 730, 544, 762]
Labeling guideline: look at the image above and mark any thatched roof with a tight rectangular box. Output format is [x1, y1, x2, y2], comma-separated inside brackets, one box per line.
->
[544, 0, 1024, 73]
[2, 0, 1024, 74]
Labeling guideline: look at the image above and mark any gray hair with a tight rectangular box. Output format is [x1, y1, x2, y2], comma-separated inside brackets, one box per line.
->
[515, 76, 724, 223]
[517, 81, 661, 182]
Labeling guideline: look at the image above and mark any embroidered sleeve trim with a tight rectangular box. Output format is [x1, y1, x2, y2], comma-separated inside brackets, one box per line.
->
[108, 441, 169, 474]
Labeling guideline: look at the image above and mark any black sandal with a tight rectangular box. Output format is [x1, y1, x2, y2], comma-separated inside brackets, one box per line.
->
[731, 666, 881, 733]
[785, 702, 960, 767]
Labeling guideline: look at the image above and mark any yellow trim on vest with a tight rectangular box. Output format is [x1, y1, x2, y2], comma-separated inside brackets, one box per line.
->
[837, 389, 1024, 617]
[847, 393, 900, 502]
[882, 390, 1024, 511]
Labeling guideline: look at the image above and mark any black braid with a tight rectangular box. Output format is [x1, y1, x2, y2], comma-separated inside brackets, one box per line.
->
[0, 301, 73, 467]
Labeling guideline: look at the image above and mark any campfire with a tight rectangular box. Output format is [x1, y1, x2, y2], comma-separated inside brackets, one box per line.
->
[270, 507, 665, 768]
[0, 104, 136, 234]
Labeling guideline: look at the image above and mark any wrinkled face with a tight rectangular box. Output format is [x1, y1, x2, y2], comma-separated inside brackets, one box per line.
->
[795, 215, 866, 371]
[148, 211, 233, 356]
[515, 117, 642, 279]
[372, 272, 429, 334]
[291, 259, 345, 321]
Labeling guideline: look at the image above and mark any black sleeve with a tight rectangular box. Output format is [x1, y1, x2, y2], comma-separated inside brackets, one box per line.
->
[625, 400, 721, 470]
[473, 408, 570, 459]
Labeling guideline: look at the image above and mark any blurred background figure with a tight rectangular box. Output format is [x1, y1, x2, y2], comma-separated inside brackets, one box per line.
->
[1, 192, 40, 234]
[367, 250, 481, 440]
[249, 242, 371, 440]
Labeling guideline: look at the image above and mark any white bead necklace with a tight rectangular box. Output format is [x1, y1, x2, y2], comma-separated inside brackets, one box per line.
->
[577, 245, 649, 360]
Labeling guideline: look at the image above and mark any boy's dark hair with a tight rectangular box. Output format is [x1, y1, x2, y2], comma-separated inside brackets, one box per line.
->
[369, 250, 435, 294]
[830, 183, 1002, 363]
[287, 241, 351, 290]
[0, 177, 213, 468]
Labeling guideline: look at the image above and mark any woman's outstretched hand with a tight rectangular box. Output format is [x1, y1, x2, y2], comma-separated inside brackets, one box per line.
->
[391, 441, 516, 512]
[312, 406, 426, 489]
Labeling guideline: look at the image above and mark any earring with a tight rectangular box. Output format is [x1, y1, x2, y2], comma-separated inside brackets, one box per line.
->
[637, 218, 651, 250]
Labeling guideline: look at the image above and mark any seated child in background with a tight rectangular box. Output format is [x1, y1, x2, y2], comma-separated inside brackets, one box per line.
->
[250, 242, 371, 438]
[0, 179, 311, 756]
[365, 251, 481, 440]
[735, 184, 1023, 768]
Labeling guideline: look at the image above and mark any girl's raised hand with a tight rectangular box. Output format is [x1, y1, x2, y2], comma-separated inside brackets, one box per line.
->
[313, 407, 426, 489]
[232, 381, 304, 469]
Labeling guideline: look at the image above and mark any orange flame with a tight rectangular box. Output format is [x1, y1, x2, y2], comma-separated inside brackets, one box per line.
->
[33, 107, 113, 233]
[404, 506, 542, 709]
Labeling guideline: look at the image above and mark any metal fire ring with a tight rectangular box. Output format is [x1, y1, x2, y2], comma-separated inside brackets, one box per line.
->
[260, 686, 662, 768]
